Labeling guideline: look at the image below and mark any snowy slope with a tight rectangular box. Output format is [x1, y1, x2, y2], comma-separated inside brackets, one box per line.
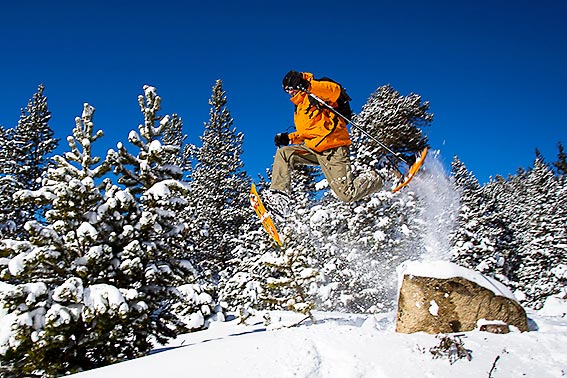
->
[70, 306, 567, 378]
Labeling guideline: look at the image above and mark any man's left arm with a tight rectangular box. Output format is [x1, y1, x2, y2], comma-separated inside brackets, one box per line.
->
[304, 73, 341, 103]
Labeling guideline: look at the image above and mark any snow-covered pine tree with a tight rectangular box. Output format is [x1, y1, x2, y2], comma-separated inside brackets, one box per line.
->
[450, 157, 516, 282]
[308, 187, 423, 313]
[0, 104, 150, 376]
[159, 112, 197, 257]
[159, 113, 224, 328]
[489, 170, 531, 292]
[259, 165, 322, 318]
[479, 155, 567, 307]
[478, 176, 517, 280]
[290, 164, 321, 208]
[449, 156, 486, 269]
[218, 174, 275, 320]
[12, 84, 58, 192]
[293, 84, 431, 313]
[0, 85, 58, 238]
[550, 174, 567, 295]
[218, 223, 274, 321]
[161, 113, 194, 179]
[261, 244, 318, 322]
[190, 80, 251, 281]
[351, 84, 432, 170]
[514, 158, 567, 307]
[108, 85, 217, 336]
[553, 141, 567, 176]
[220, 166, 321, 320]
[0, 126, 21, 238]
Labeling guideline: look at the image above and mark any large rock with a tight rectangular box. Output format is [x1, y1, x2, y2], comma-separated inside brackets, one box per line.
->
[395, 261, 528, 334]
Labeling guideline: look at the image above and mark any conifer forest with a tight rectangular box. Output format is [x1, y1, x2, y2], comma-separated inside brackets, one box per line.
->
[0, 82, 565, 376]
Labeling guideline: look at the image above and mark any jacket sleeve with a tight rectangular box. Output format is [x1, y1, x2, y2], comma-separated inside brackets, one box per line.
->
[304, 73, 341, 103]
[288, 131, 304, 144]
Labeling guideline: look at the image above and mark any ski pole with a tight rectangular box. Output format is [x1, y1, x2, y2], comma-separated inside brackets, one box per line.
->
[305, 91, 409, 166]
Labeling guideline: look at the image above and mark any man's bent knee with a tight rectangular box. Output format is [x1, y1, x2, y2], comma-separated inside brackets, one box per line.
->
[328, 177, 356, 203]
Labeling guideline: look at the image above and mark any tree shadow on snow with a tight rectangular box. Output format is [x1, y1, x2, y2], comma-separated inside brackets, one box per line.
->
[150, 324, 267, 355]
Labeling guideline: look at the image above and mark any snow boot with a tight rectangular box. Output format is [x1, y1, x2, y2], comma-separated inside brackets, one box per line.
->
[377, 158, 405, 189]
[262, 189, 291, 222]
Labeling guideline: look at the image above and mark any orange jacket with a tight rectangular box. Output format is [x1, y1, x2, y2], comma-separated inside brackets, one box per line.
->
[288, 73, 351, 152]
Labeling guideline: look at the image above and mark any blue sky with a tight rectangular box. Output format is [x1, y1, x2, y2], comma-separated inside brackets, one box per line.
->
[1, 0, 565, 184]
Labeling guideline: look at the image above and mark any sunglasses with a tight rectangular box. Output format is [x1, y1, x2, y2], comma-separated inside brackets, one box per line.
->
[284, 86, 298, 94]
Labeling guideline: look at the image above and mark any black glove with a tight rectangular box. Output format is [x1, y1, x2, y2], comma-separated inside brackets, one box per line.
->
[274, 132, 290, 147]
[282, 70, 309, 91]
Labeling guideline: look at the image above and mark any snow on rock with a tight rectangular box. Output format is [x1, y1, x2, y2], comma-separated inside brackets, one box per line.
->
[396, 260, 528, 333]
[398, 260, 516, 301]
[428, 300, 439, 316]
[477, 318, 508, 327]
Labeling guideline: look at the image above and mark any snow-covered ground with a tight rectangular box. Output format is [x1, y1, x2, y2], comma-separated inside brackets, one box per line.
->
[71, 302, 567, 377]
